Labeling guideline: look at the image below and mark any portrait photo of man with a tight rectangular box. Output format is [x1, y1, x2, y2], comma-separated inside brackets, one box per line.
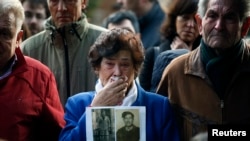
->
[116, 110, 140, 141]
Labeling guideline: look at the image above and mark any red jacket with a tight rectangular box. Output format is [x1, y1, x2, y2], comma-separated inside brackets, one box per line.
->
[0, 48, 65, 141]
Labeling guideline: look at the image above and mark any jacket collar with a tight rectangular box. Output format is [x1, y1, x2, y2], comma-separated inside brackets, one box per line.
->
[185, 41, 250, 80]
[2, 48, 28, 79]
[45, 13, 89, 43]
[185, 47, 207, 79]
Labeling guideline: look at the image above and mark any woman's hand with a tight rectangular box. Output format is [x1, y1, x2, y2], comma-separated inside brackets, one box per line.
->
[91, 77, 128, 106]
[170, 36, 190, 50]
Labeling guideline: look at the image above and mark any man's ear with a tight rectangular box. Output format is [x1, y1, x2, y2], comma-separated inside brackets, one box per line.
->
[241, 17, 250, 38]
[195, 14, 202, 35]
[16, 30, 23, 47]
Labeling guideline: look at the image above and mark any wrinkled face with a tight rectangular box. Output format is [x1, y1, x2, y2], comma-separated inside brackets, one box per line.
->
[200, 0, 243, 49]
[108, 19, 136, 33]
[47, 0, 86, 28]
[23, 1, 47, 35]
[116, 0, 139, 12]
[123, 114, 133, 127]
[97, 50, 135, 89]
[0, 12, 19, 68]
[176, 13, 199, 43]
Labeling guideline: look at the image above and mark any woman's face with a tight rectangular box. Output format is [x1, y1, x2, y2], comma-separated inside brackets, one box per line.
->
[175, 13, 199, 43]
[97, 50, 135, 89]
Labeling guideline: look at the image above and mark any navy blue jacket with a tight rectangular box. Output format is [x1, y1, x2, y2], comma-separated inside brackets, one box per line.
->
[151, 49, 189, 92]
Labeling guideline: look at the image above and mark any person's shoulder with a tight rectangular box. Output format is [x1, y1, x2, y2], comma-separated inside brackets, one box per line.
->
[144, 46, 160, 62]
[138, 86, 169, 102]
[87, 23, 108, 32]
[137, 87, 174, 115]
[156, 49, 189, 65]
[160, 49, 189, 58]
[21, 30, 47, 50]
[24, 56, 52, 75]
[23, 30, 47, 44]
[67, 91, 95, 104]
[165, 49, 192, 70]
[85, 23, 108, 40]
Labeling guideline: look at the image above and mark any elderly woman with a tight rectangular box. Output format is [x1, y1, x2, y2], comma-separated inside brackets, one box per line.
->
[59, 28, 180, 141]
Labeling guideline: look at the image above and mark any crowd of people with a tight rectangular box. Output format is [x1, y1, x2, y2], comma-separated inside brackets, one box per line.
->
[0, 0, 250, 141]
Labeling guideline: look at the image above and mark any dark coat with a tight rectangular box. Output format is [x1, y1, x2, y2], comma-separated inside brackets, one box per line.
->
[151, 49, 189, 92]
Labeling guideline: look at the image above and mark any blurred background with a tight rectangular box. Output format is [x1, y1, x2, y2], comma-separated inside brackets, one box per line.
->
[86, 0, 119, 26]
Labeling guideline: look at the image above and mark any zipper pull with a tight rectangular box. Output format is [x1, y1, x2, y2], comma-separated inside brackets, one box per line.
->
[220, 100, 224, 109]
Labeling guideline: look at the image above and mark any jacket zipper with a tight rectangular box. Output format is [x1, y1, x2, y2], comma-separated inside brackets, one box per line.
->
[58, 27, 71, 99]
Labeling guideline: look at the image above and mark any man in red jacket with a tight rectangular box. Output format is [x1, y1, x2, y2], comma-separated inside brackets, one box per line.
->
[0, 0, 65, 140]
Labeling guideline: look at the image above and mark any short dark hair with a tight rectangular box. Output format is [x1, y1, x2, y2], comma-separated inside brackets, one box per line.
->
[102, 10, 140, 33]
[88, 28, 144, 77]
[160, 0, 198, 39]
[20, 0, 50, 18]
[122, 111, 134, 119]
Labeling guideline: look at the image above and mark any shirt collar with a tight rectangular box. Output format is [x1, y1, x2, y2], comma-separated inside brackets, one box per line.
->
[0, 54, 17, 80]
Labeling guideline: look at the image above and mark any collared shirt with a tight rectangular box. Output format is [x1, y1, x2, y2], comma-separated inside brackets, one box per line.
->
[0, 54, 17, 80]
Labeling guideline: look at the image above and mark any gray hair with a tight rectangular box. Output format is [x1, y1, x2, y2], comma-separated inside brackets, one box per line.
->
[0, 0, 24, 32]
[198, 0, 250, 20]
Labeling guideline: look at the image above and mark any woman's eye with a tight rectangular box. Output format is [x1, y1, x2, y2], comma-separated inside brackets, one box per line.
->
[106, 62, 114, 66]
[121, 63, 130, 67]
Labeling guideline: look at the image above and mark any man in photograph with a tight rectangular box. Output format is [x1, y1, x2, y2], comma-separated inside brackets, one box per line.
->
[116, 111, 140, 141]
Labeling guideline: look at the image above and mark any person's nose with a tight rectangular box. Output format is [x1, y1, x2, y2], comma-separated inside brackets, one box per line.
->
[187, 18, 196, 27]
[58, 0, 67, 11]
[214, 18, 224, 31]
[113, 64, 122, 76]
[30, 15, 38, 24]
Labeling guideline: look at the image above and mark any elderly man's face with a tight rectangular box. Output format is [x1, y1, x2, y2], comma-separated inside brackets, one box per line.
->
[200, 0, 243, 49]
[47, 0, 86, 28]
[0, 12, 20, 69]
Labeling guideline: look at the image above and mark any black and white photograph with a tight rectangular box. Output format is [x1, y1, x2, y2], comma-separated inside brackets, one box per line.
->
[91, 108, 115, 141]
[86, 107, 145, 141]
[115, 109, 140, 141]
